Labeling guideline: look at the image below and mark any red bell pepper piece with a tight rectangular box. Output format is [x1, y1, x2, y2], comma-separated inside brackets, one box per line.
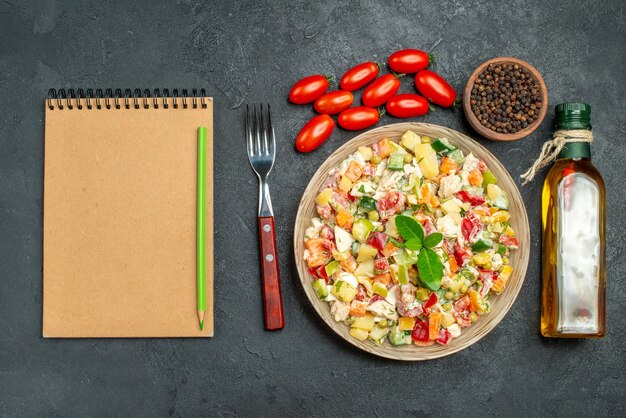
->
[423, 292, 438, 309]
[456, 190, 485, 206]
[411, 319, 430, 343]
[309, 265, 329, 284]
[453, 242, 470, 268]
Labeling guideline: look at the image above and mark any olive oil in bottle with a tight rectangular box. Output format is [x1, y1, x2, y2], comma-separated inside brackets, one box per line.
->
[541, 103, 605, 338]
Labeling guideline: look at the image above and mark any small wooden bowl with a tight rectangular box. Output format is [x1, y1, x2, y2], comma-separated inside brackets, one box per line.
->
[294, 122, 530, 361]
[463, 57, 548, 142]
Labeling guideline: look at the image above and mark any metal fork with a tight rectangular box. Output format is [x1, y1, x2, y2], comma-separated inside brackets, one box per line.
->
[245, 103, 285, 331]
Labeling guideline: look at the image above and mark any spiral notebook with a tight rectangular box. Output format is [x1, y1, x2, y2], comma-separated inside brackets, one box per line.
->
[43, 88, 214, 338]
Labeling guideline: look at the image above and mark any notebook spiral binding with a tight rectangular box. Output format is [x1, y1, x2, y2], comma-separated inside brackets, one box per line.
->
[47, 88, 208, 110]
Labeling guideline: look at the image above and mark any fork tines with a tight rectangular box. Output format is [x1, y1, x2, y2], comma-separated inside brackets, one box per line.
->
[245, 103, 275, 160]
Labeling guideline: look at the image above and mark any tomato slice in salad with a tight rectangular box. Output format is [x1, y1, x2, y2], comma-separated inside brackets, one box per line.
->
[366, 232, 388, 251]
[435, 329, 453, 345]
[461, 211, 483, 242]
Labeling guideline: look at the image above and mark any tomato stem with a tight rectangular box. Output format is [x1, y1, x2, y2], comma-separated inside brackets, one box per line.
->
[428, 53, 436, 66]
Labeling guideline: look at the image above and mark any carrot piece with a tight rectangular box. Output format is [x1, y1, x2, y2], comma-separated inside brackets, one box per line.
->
[305, 238, 325, 252]
[413, 340, 435, 346]
[336, 209, 354, 230]
[469, 289, 484, 313]
[339, 254, 357, 272]
[473, 206, 490, 216]
[306, 252, 329, 268]
[428, 312, 442, 340]
[418, 184, 440, 208]
[468, 169, 483, 187]
[373, 272, 391, 285]
[344, 161, 363, 182]
[439, 156, 458, 175]
[381, 241, 399, 257]
[377, 137, 393, 158]
[448, 255, 458, 274]
[349, 302, 367, 317]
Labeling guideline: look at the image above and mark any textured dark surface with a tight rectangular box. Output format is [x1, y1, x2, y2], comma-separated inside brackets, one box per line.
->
[1, 0, 625, 416]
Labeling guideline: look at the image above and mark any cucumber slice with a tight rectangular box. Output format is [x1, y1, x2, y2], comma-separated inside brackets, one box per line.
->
[397, 264, 410, 285]
[447, 148, 465, 164]
[312, 279, 329, 299]
[471, 238, 493, 252]
[359, 196, 377, 211]
[482, 170, 498, 187]
[388, 326, 406, 345]
[491, 195, 509, 210]
[325, 261, 340, 278]
[431, 138, 457, 153]
[352, 218, 375, 242]
[388, 153, 405, 171]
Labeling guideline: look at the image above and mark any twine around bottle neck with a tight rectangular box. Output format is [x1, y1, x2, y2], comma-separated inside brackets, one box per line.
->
[520, 129, 593, 185]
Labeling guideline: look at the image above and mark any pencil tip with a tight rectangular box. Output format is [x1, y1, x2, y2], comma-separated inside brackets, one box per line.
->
[199, 320, 204, 331]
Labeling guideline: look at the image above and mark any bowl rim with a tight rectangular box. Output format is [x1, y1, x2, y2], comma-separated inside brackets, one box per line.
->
[463, 56, 548, 142]
[293, 122, 531, 361]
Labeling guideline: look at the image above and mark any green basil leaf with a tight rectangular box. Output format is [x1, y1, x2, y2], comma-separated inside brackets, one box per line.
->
[423, 232, 443, 248]
[417, 248, 444, 290]
[404, 239, 423, 251]
[394, 215, 424, 243]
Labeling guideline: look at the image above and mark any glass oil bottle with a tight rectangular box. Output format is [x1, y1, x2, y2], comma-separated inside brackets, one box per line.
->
[541, 103, 606, 338]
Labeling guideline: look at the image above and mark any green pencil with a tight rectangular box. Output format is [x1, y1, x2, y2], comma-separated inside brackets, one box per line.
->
[197, 126, 207, 331]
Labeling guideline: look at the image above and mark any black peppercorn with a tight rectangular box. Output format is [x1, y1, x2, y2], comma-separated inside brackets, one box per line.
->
[470, 62, 542, 134]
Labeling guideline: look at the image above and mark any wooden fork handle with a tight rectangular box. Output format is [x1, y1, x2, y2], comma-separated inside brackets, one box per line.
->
[258, 216, 284, 330]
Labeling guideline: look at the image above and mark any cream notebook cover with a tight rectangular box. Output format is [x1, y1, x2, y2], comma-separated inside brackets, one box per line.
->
[43, 89, 213, 337]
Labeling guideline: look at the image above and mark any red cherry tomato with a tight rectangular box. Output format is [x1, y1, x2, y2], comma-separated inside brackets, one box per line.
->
[338, 107, 380, 130]
[295, 114, 335, 152]
[289, 75, 330, 104]
[340, 62, 379, 91]
[385, 94, 430, 118]
[388, 49, 431, 74]
[414, 70, 457, 108]
[313, 90, 354, 115]
[362, 74, 401, 107]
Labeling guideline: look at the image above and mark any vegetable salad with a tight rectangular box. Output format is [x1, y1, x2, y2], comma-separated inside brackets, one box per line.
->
[303, 131, 519, 347]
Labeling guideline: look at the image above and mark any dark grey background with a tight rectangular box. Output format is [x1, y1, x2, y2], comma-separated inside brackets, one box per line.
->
[1, 0, 624, 417]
